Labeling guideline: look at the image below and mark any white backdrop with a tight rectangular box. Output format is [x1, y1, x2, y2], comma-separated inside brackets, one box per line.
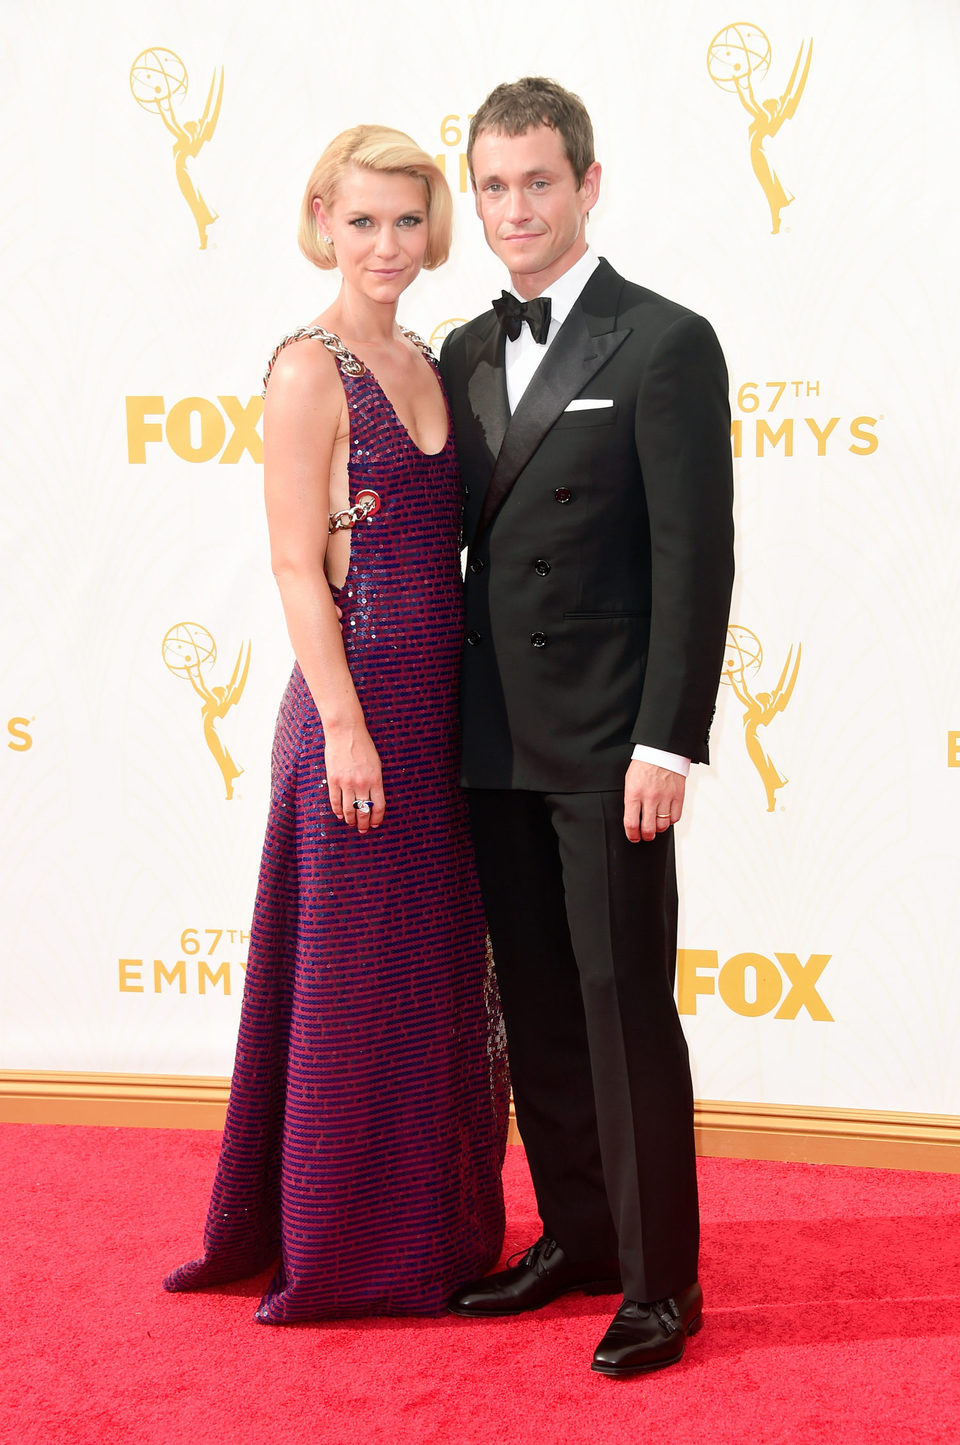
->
[2, 0, 958, 1116]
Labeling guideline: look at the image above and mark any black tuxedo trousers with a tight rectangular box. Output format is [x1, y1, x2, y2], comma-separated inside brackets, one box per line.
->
[468, 788, 698, 1301]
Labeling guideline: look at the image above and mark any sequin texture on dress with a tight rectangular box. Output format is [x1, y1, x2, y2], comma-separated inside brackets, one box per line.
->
[164, 328, 508, 1320]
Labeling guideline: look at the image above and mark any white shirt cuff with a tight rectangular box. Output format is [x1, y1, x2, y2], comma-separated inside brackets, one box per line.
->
[630, 745, 691, 777]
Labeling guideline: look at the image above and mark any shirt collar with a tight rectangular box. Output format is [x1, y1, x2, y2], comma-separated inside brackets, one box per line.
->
[508, 249, 600, 328]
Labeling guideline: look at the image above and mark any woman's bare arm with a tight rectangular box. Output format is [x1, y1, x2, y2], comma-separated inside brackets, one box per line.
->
[263, 343, 385, 829]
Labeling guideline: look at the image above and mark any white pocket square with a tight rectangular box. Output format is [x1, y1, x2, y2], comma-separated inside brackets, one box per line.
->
[564, 398, 614, 411]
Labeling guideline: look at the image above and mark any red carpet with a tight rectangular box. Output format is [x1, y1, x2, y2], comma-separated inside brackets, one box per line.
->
[1, 1125, 958, 1444]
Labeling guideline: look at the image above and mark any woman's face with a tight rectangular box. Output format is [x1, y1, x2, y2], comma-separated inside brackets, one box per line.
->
[315, 166, 430, 304]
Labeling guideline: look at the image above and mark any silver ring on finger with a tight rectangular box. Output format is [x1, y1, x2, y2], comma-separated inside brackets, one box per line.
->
[353, 798, 373, 814]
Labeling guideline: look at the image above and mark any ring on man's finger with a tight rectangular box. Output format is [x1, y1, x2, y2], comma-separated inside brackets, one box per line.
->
[353, 799, 373, 814]
[656, 813, 672, 819]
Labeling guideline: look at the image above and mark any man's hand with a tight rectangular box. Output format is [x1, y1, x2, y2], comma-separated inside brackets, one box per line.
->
[624, 760, 685, 843]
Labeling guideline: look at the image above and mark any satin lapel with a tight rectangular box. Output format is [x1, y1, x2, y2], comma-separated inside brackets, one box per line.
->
[465, 317, 509, 467]
[476, 304, 631, 538]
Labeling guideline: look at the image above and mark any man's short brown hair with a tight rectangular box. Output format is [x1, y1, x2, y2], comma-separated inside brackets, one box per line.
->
[467, 77, 595, 187]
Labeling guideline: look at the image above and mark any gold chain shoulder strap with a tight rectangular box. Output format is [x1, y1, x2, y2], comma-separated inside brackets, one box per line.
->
[260, 327, 381, 535]
[399, 327, 439, 368]
[261, 326, 365, 397]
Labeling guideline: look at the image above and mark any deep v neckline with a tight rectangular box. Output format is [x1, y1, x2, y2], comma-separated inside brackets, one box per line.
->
[338, 327, 451, 458]
[366, 369, 451, 457]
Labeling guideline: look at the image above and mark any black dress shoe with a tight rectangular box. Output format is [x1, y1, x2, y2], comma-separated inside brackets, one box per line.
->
[591, 1281, 703, 1376]
[448, 1236, 621, 1317]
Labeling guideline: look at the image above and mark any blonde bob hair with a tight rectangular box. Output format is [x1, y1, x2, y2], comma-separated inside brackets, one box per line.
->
[298, 125, 452, 271]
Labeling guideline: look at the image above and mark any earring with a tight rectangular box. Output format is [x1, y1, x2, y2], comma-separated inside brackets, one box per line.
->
[322, 233, 333, 244]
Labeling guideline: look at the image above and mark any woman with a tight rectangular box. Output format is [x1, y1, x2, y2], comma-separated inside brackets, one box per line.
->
[164, 127, 507, 1321]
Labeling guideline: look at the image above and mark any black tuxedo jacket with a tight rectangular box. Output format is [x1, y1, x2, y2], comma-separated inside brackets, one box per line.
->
[440, 258, 735, 792]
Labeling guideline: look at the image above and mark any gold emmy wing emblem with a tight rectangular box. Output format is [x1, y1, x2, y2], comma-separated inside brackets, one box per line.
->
[130, 48, 224, 249]
[429, 319, 469, 350]
[721, 625, 801, 811]
[163, 623, 250, 800]
[707, 23, 812, 234]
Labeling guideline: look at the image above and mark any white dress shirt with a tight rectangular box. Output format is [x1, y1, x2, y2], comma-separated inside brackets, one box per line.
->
[501, 249, 690, 778]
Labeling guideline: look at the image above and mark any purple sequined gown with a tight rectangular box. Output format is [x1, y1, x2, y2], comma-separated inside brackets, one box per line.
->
[164, 329, 507, 1321]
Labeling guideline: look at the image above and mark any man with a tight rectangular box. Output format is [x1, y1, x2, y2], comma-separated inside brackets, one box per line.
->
[439, 77, 734, 1376]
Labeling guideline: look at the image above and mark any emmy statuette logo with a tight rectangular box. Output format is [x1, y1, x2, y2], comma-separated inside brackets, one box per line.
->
[429, 319, 468, 350]
[163, 622, 250, 799]
[707, 22, 812, 234]
[130, 47, 224, 249]
[722, 625, 801, 811]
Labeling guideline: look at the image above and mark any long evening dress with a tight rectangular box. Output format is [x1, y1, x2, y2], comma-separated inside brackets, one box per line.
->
[164, 327, 508, 1321]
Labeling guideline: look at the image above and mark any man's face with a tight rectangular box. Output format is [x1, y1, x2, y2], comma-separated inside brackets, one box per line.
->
[471, 124, 601, 299]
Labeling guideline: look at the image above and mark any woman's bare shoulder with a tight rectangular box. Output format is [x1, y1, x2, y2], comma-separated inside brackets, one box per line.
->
[263, 326, 346, 409]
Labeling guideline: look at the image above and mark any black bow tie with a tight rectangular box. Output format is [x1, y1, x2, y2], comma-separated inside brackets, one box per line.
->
[492, 291, 552, 345]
